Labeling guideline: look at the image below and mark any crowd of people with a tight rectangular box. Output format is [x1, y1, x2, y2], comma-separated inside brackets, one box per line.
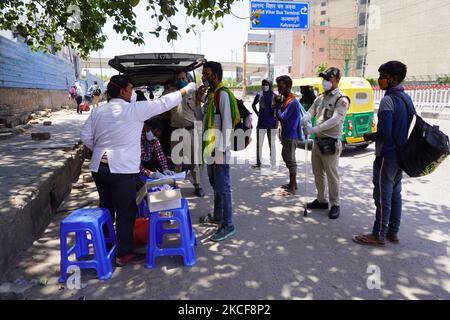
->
[69, 81, 103, 114]
[80, 59, 415, 266]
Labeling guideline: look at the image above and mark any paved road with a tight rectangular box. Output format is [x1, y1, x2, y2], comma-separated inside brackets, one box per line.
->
[4, 111, 450, 300]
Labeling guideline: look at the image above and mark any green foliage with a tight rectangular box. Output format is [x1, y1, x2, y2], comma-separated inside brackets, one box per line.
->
[437, 76, 450, 85]
[0, 0, 241, 59]
[315, 63, 328, 77]
[366, 77, 378, 86]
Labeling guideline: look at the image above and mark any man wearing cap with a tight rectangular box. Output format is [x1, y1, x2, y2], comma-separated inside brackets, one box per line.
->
[301, 67, 349, 219]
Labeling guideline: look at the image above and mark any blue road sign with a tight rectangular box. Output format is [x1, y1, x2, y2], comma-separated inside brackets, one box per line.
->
[250, 0, 309, 30]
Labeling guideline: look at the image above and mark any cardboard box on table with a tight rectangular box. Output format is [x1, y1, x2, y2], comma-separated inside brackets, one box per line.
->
[136, 178, 182, 212]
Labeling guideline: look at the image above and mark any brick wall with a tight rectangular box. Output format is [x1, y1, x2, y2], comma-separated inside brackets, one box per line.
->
[0, 88, 76, 127]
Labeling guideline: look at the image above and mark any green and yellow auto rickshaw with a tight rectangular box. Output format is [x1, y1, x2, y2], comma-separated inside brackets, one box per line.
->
[293, 77, 376, 149]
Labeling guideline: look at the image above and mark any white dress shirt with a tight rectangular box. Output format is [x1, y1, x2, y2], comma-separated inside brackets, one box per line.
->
[80, 91, 182, 174]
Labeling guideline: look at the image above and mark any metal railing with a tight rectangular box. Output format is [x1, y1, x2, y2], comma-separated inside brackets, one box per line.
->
[373, 86, 450, 112]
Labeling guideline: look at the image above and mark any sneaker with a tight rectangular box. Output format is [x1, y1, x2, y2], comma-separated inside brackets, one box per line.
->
[328, 205, 340, 219]
[210, 225, 236, 242]
[194, 187, 205, 198]
[199, 213, 221, 225]
[251, 164, 261, 169]
[306, 199, 329, 210]
[115, 253, 146, 267]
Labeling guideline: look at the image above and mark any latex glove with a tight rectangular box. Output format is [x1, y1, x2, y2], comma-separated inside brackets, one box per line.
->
[184, 83, 197, 95]
[163, 170, 175, 176]
[149, 171, 165, 179]
[301, 113, 311, 125]
[302, 118, 312, 130]
[304, 123, 315, 136]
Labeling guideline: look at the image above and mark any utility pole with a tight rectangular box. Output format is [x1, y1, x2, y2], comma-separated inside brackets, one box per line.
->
[243, 42, 247, 97]
[300, 34, 306, 78]
[267, 31, 271, 82]
[99, 50, 103, 80]
[361, 0, 370, 77]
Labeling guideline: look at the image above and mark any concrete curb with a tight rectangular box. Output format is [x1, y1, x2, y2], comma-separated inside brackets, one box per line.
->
[0, 144, 86, 279]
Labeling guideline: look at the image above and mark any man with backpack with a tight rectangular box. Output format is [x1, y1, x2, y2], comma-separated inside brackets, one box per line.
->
[302, 67, 349, 219]
[89, 81, 102, 108]
[275, 75, 303, 196]
[353, 61, 414, 246]
[197, 61, 240, 242]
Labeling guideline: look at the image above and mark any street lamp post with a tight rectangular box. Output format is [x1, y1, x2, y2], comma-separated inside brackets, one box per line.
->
[99, 50, 103, 80]
[267, 31, 271, 82]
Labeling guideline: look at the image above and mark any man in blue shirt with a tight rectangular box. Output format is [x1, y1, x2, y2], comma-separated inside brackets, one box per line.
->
[353, 61, 414, 247]
[275, 75, 301, 195]
[251, 79, 278, 168]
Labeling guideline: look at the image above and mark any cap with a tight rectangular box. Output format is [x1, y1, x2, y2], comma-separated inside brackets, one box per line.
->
[319, 67, 341, 80]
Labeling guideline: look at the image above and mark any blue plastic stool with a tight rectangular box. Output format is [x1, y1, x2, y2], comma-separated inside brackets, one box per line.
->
[146, 198, 196, 268]
[59, 208, 116, 283]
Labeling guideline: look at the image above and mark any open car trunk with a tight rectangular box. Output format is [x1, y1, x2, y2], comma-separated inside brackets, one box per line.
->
[108, 53, 206, 87]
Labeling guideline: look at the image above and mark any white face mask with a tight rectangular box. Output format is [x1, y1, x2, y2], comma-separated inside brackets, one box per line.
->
[146, 130, 155, 141]
[322, 80, 333, 91]
[130, 90, 137, 103]
[262, 85, 270, 92]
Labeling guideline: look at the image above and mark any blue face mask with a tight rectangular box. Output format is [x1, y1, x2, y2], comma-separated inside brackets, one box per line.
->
[177, 80, 188, 89]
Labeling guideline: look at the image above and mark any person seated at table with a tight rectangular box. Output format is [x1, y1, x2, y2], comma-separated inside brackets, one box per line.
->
[140, 118, 175, 177]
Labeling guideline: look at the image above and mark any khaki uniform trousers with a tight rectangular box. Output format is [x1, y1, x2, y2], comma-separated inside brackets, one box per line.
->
[311, 139, 342, 206]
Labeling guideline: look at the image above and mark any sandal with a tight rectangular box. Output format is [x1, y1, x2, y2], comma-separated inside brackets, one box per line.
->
[352, 234, 385, 247]
[277, 189, 296, 196]
[281, 184, 298, 190]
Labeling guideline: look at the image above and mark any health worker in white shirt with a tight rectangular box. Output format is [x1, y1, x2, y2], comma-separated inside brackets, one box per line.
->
[80, 74, 197, 266]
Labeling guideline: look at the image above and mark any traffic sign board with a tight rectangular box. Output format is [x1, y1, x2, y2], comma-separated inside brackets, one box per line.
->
[250, 0, 309, 30]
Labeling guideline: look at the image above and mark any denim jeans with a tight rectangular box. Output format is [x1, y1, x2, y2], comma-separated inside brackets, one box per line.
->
[207, 164, 233, 227]
[372, 157, 403, 240]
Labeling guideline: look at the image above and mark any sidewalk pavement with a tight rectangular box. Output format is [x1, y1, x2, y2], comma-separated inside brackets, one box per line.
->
[1, 108, 449, 300]
[0, 108, 88, 280]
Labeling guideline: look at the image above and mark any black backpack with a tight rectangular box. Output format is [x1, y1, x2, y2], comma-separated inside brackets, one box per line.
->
[395, 95, 449, 177]
[214, 90, 253, 151]
[93, 87, 101, 96]
[233, 98, 253, 151]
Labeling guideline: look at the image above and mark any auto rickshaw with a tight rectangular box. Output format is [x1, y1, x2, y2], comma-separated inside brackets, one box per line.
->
[293, 77, 377, 149]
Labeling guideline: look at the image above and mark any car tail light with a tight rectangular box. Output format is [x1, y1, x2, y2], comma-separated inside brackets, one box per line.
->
[348, 120, 353, 131]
